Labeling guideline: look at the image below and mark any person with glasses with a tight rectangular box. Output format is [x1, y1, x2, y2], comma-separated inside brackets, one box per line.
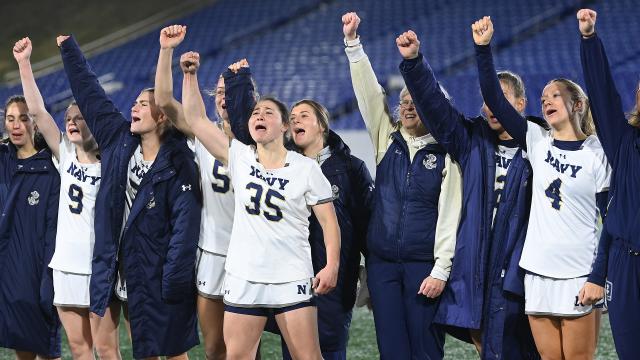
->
[342, 12, 462, 359]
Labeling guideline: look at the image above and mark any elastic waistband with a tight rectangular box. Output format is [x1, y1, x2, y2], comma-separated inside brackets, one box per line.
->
[612, 238, 640, 255]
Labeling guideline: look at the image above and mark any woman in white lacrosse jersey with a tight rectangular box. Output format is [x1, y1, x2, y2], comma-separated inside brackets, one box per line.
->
[473, 16, 611, 360]
[180, 50, 340, 360]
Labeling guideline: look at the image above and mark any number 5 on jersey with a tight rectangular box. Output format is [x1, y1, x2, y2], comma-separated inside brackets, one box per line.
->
[245, 182, 285, 221]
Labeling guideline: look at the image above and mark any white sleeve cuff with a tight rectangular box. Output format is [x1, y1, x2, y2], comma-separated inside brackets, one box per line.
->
[430, 265, 450, 281]
[345, 42, 366, 63]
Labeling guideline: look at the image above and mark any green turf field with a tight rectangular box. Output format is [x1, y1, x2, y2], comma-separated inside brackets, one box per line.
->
[0, 307, 619, 359]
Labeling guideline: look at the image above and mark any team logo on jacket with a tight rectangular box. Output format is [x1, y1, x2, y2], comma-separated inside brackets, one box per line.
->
[146, 196, 156, 209]
[331, 185, 340, 197]
[423, 154, 437, 170]
[27, 191, 40, 206]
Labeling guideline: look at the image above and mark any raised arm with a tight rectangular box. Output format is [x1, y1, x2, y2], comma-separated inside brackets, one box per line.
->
[58, 35, 128, 148]
[578, 9, 628, 165]
[311, 201, 341, 295]
[14, 38, 61, 158]
[397, 31, 472, 162]
[223, 59, 254, 145]
[472, 17, 527, 147]
[180, 51, 230, 164]
[342, 12, 396, 164]
[155, 25, 193, 138]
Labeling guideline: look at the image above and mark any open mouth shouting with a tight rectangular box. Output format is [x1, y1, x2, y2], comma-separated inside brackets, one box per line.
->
[293, 126, 306, 139]
[545, 108, 558, 118]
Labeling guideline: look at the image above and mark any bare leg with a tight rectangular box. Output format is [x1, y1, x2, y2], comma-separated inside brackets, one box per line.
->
[90, 301, 122, 360]
[57, 306, 94, 360]
[275, 306, 322, 360]
[561, 310, 600, 360]
[223, 312, 266, 360]
[528, 315, 563, 360]
[197, 296, 226, 360]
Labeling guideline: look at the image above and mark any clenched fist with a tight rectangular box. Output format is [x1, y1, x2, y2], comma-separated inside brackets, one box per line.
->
[160, 25, 187, 49]
[471, 16, 494, 46]
[180, 51, 200, 74]
[228, 58, 249, 74]
[342, 12, 361, 41]
[13, 37, 32, 63]
[577, 9, 597, 37]
[396, 30, 420, 60]
[56, 35, 70, 47]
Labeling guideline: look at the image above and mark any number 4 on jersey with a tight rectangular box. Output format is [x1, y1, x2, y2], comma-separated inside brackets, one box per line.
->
[545, 178, 562, 210]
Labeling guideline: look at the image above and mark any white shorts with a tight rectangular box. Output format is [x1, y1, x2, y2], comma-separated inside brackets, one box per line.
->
[222, 272, 314, 308]
[524, 273, 601, 316]
[115, 272, 127, 302]
[196, 248, 226, 298]
[53, 270, 90, 307]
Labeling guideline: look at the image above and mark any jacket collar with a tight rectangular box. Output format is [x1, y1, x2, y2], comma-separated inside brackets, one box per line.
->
[139, 130, 187, 185]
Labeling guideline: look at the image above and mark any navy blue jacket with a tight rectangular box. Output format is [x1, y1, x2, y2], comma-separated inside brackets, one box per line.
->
[368, 130, 447, 262]
[0, 146, 61, 357]
[580, 34, 640, 276]
[60, 37, 201, 358]
[309, 130, 373, 351]
[400, 54, 534, 334]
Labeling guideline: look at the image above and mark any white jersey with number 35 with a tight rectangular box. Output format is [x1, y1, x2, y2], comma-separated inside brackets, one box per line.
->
[49, 136, 101, 275]
[225, 139, 333, 283]
[519, 122, 611, 279]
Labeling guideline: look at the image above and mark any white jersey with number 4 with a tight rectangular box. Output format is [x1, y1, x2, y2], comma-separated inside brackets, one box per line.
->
[49, 136, 101, 275]
[194, 138, 234, 255]
[225, 139, 333, 283]
[519, 122, 611, 279]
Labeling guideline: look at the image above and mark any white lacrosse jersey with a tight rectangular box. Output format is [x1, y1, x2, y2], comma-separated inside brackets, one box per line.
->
[225, 139, 333, 283]
[49, 136, 101, 274]
[493, 140, 520, 224]
[194, 139, 234, 255]
[519, 122, 611, 278]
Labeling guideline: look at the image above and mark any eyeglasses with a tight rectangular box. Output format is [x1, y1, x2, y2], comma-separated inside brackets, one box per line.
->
[399, 100, 414, 108]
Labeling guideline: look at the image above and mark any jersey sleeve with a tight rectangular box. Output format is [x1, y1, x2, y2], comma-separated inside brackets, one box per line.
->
[58, 134, 73, 164]
[227, 139, 247, 178]
[593, 146, 612, 193]
[304, 161, 333, 206]
[525, 121, 550, 161]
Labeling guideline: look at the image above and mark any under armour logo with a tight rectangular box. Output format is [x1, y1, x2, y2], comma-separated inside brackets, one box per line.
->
[198, 280, 206, 286]
[181, 184, 192, 192]
[224, 289, 230, 295]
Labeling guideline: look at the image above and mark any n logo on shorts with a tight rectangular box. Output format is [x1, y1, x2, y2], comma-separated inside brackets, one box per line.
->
[297, 285, 307, 295]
